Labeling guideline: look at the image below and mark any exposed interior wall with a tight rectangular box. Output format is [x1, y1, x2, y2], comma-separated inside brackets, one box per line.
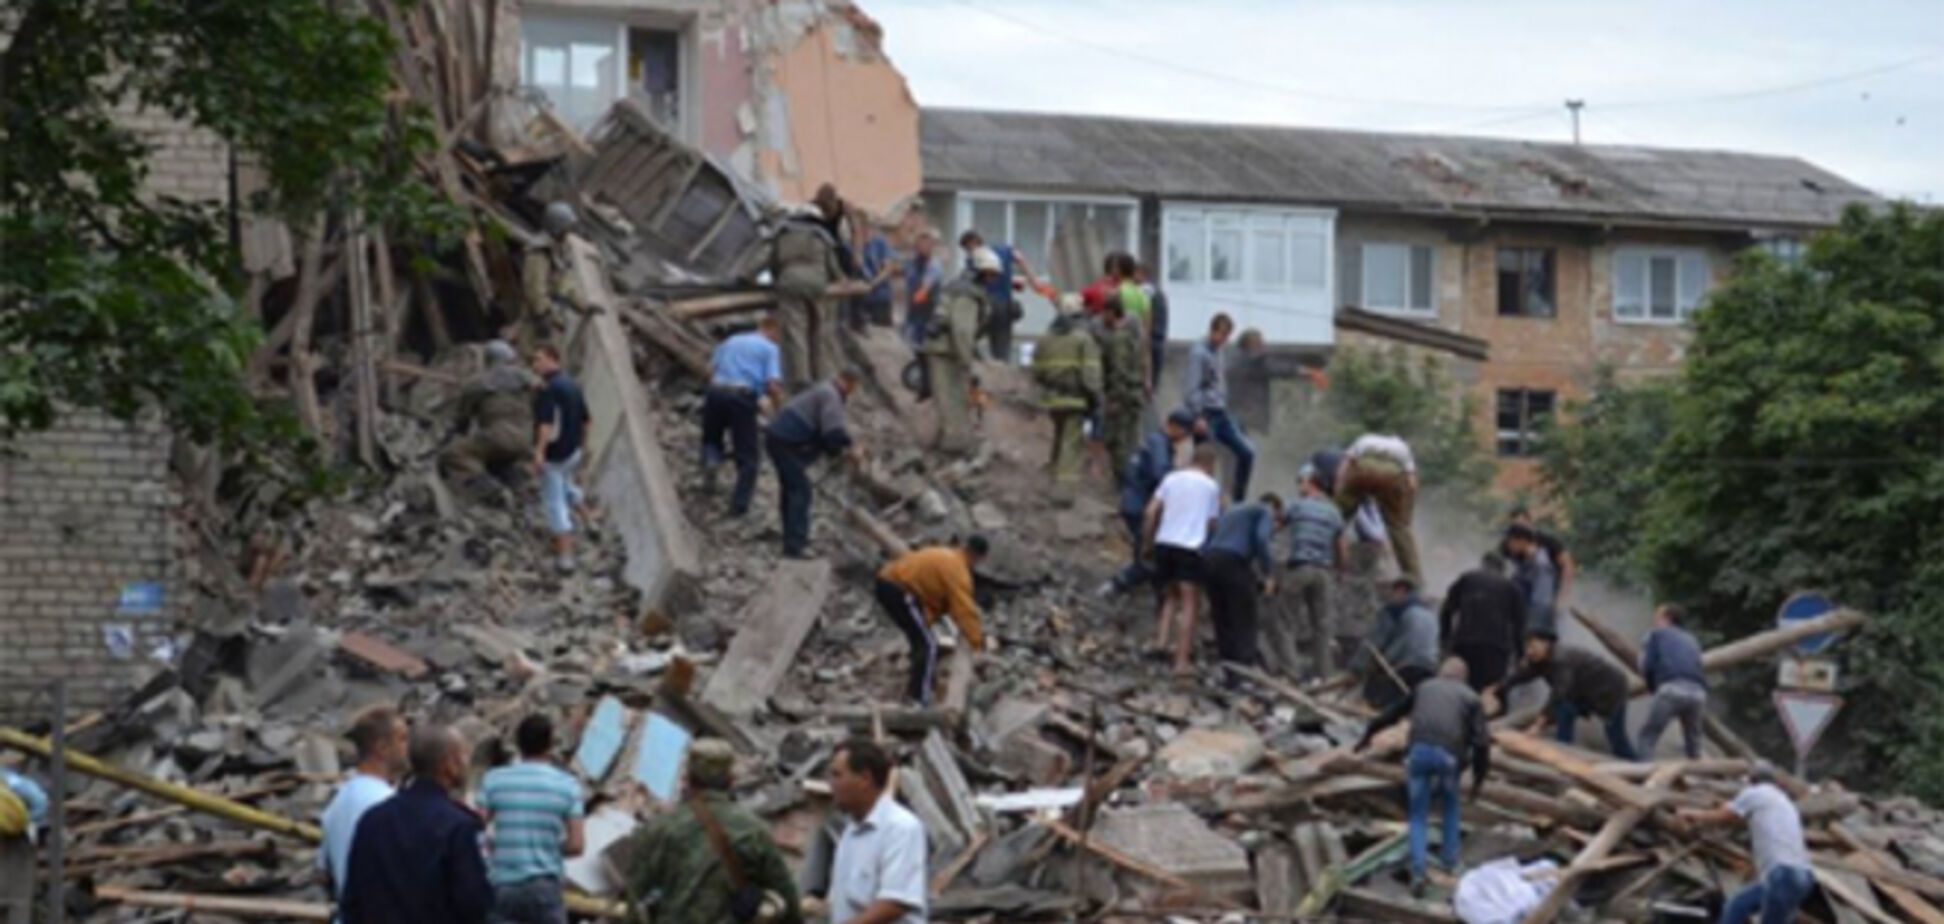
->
[758, 15, 921, 216]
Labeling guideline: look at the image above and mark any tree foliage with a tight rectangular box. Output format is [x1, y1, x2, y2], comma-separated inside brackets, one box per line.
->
[1535, 370, 1677, 587]
[0, 0, 447, 447]
[1545, 204, 1943, 797]
[1325, 346, 1497, 513]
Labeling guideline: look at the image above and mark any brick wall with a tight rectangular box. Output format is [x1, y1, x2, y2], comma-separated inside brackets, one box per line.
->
[0, 413, 185, 718]
[114, 97, 230, 203]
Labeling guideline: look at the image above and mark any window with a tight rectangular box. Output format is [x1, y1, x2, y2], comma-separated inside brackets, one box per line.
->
[1362, 242, 1436, 315]
[1250, 230, 1286, 287]
[1166, 214, 1204, 283]
[628, 28, 682, 130]
[1290, 231, 1326, 288]
[1497, 389, 1556, 457]
[1756, 236, 1805, 264]
[956, 195, 1137, 287]
[1210, 222, 1244, 283]
[1613, 248, 1711, 322]
[1497, 248, 1556, 318]
[522, 16, 624, 132]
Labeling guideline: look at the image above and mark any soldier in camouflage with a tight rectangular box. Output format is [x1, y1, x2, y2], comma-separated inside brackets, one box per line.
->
[1032, 305, 1103, 505]
[624, 739, 801, 924]
[773, 212, 847, 393]
[1094, 293, 1148, 486]
[923, 247, 997, 456]
[439, 340, 539, 483]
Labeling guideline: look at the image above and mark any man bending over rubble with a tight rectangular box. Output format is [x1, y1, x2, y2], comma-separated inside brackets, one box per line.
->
[766, 370, 862, 559]
[1357, 658, 1491, 897]
[874, 535, 989, 706]
[1496, 629, 1637, 760]
[441, 341, 539, 487]
[1676, 762, 1813, 924]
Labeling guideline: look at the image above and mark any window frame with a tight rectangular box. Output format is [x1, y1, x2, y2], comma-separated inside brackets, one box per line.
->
[1611, 246, 1712, 325]
[1495, 388, 1556, 458]
[1361, 241, 1437, 316]
[522, 7, 698, 141]
[952, 190, 1141, 279]
[1496, 247, 1557, 319]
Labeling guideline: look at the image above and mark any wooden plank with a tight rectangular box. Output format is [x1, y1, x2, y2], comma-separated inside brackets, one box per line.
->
[1323, 754, 1601, 827]
[93, 887, 331, 922]
[1521, 764, 1682, 924]
[1817, 867, 1905, 924]
[921, 729, 982, 839]
[699, 559, 833, 716]
[1701, 608, 1866, 671]
[929, 830, 990, 897]
[618, 301, 714, 380]
[1492, 729, 1660, 811]
[668, 290, 778, 321]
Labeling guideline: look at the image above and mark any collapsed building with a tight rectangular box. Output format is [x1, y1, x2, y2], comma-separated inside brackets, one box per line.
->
[2, 3, 1941, 924]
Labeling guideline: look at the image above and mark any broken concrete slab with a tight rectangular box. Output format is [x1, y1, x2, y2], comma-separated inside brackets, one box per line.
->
[975, 696, 1050, 749]
[700, 559, 833, 716]
[921, 730, 983, 839]
[337, 631, 429, 679]
[1090, 804, 1253, 899]
[449, 623, 539, 665]
[1158, 726, 1265, 779]
[249, 625, 330, 710]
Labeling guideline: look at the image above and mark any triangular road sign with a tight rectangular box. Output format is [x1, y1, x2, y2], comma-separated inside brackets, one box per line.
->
[1773, 690, 1843, 756]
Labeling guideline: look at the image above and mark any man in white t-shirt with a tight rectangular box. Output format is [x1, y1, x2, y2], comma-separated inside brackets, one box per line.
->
[1335, 433, 1421, 584]
[320, 705, 408, 919]
[1143, 443, 1225, 677]
[1676, 762, 1814, 924]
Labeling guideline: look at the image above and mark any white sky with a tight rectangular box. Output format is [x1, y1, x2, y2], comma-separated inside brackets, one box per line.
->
[872, 0, 1944, 203]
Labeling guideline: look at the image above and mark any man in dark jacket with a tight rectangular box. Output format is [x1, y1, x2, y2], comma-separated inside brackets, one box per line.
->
[1105, 409, 1194, 596]
[341, 725, 493, 924]
[1498, 630, 1638, 759]
[1357, 658, 1490, 896]
[1438, 553, 1528, 692]
[765, 371, 861, 559]
[1637, 604, 1709, 759]
[1200, 494, 1285, 685]
[1354, 578, 1440, 709]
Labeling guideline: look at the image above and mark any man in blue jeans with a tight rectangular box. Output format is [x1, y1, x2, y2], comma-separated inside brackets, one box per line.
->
[765, 371, 860, 559]
[1356, 658, 1491, 897]
[1677, 763, 1815, 924]
[1496, 629, 1638, 760]
[530, 345, 589, 574]
[702, 315, 785, 517]
[1182, 313, 1255, 502]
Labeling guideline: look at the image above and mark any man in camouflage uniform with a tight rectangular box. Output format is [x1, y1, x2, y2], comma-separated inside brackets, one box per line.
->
[625, 739, 800, 924]
[924, 247, 997, 456]
[1033, 307, 1102, 505]
[773, 212, 846, 393]
[1094, 293, 1148, 486]
[521, 202, 582, 342]
[439, 340, 538, 483]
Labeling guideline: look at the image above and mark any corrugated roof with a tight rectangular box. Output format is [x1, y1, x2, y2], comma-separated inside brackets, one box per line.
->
[922, 108, 1877, 229]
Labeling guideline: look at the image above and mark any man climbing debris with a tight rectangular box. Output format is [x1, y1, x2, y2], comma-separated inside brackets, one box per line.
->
[625, 739, 801, 924]
[1676, 763, 1815, 924]
[703, 315, 785, 517]
[1105, 409, 1195, 597]
[1357, 658, 1491, 898]
[1182, 313, 1255, 502]
[1201, 493, 1285, 686]
[1503, 523, 1560, 636]
[923, 248, 995, 456]
[773, 205, 847, 392]
[765, 370, 861, 560]
[521, 202, 582, 340]
[873, 536, 989, 707]
[1267, 464, 1348, 682]
[440, 340, 539, 487]
[1354, 576, 1440, 709]
[1334, 432, 1421, 584]
[1030, 303, 1102, 505]
[1438, 552, 1528, 693]
[1497, 629, 1638, 759]
[1637, 603, 1709, 759]
[531, 344, 589, 574]
[1145, 443, 1225, 678]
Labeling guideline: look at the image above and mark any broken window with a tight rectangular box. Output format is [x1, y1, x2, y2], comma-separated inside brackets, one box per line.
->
[1613, 247, 1711, 322]
[1361, 242, 1435, 315]
[1497, 388, 1556, 457]
[522, 16, 622, 132]
[1496, 247, 1556, 318]
[628, 28, 682, 132]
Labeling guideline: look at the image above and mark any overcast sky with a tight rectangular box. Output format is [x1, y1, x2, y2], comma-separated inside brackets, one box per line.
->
[872, 0, 1944, 203]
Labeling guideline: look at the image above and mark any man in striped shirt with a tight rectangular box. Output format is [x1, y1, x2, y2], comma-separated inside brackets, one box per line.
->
[479, 715, 585, 924]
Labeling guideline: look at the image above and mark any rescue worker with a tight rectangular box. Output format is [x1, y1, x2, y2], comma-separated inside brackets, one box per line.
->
[1334, 432, 1422, 584]
[1438, 552, 1528, 693]
[1637, 603, 1709, 759]
[1504, 523, 1560, 636]
[1104, 409, 1196, 596]
[875, 536, 990, 706]
[1497, 630, 1638, 759]
[1202, 493, 1286, 686]
[765, 371, 861, 559]
[1354, 577, 1439, 710]
[773, 210, 846, 392]
[1095, 293, 1149, 484]
[1356, 658, 1491, 898]
[924, 247, 997, 455]
[702, 315, 785, 517]
[1031, 303, 1103, 504]
[440, 340, 539, 485]
[521, 202, 582, 340]
[625, 739, 801, 924]
[1267, 465, 1348, 681]
[1676, 763, 1815, 924]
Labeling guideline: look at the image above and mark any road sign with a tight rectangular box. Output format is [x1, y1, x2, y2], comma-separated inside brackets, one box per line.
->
[1778, 658, 1839, 692]
[1773, 690, 1843, 758]
[1777, 591, 1839, 655]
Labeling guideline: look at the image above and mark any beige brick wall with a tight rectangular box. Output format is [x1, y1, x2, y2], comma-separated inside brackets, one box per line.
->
[0, 413, 186, 717]
[114, 97, 230, 203]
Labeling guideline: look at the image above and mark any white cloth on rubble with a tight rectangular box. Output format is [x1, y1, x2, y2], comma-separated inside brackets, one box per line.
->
[1453, 857, 1559, 924]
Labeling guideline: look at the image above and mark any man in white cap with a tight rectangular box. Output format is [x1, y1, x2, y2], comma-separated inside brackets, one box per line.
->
[921, 247, 996, 455]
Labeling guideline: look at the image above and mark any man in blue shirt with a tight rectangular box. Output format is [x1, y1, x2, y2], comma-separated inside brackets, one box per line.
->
[765, 371, 861, 558]
[1637, 603, 1708, 759]
[1106, 409, 1195, 596]
[530, 345, 589, 574]
[854, 231, 899, 330]
[341, 725, 493, 924]
[321, 706, 408, 917]
[902, 232, 944, 348]
[1202, 493, 1285, 685]
[704, 315, 784, 517]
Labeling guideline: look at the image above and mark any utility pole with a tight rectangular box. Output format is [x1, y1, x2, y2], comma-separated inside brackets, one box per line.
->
[1566, 99, 1585, 145]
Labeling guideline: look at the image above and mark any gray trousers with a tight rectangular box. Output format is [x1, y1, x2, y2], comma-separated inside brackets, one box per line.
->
[1266, 565, 1335, 680]
[489, 875, 566, 924]
[1638, 680, 1707, 759]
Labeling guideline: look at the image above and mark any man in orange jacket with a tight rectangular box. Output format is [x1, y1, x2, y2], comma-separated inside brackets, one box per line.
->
[874, 535, 989, 706]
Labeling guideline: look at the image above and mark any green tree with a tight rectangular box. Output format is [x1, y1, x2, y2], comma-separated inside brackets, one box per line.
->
[1535, 370, 1677, 586]
[1639, 203, 1944, 797]
[1, 0, 447, 447]
[1325, 345, 1496, 512]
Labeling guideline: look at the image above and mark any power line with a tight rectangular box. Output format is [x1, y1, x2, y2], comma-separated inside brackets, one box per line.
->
[1598, 51, 1944, 111]
[933, 0, 1555, 114]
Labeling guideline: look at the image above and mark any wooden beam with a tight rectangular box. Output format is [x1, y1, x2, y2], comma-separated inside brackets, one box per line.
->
[92, 887, 330, 922]
[1323, 754, 1601, 828]
[1701, 608, 1866, 671]
[1491, 729, 1661, 811]
[1521, 764, 1682, 924]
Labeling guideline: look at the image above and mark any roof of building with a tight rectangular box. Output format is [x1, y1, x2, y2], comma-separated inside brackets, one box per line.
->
[921, 108, 1877, 230]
